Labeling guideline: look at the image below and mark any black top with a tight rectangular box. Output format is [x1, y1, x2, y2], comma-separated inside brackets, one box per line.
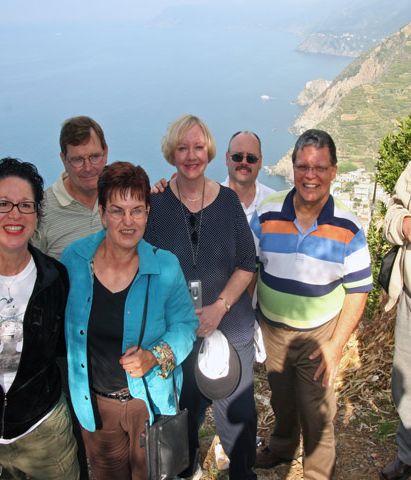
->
[88, 275, 131, 393]
[145, 184, 256, 346]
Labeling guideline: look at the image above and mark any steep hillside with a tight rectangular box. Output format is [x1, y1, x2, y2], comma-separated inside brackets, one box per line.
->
[297, 0, 411, 56]
[273, 22, 411, 179]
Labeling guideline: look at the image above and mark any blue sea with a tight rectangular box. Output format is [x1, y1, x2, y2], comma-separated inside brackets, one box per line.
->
[0, 23, 351, 189]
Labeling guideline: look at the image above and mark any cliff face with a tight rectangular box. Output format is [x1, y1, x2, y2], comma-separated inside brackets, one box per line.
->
[291, 26, 406, 135]
[273, 22, 411, 181]
[296, 79, 331, 106]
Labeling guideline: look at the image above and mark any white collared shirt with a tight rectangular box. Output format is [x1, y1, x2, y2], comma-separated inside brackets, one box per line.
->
[221, 177, 275, 223]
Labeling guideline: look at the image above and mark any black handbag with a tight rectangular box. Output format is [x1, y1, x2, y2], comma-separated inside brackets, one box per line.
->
[378, 245, 400, 293]
[138, 267, 190, 480]
[142, 376, 189, 480]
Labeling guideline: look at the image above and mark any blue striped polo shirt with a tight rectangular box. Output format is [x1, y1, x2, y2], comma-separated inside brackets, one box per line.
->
[250, 188, 373, 329]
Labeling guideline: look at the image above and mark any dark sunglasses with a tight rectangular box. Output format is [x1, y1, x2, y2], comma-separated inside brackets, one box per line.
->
[230, 153, 259, 164]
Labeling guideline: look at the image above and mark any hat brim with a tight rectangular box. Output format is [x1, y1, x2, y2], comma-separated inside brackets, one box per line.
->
[194, 337, 241, 400]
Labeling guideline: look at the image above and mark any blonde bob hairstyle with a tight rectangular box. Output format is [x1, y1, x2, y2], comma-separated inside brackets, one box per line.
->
[161, 114, 217, 165]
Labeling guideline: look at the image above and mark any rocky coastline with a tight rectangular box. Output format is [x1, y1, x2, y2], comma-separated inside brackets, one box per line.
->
[268, 21, 411, 182]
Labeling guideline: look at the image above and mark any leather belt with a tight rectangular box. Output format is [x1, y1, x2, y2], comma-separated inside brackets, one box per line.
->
[93, 388, 133, 402]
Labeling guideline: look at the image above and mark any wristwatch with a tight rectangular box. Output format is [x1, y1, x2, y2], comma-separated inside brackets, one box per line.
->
[218, 296, 231, 313]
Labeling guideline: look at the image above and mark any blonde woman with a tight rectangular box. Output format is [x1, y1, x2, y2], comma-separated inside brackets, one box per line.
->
[146, 115, 257, 480]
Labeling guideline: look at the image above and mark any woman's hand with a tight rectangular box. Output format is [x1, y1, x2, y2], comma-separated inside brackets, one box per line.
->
[196, 301, 226, 337]
[119, 346, 158, 378]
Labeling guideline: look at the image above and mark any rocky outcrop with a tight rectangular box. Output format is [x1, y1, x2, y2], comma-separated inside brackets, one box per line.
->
[291, 55, 384, 134]
[271, 152, 293, 183]
[269, 21, 411, 182]
[290, 22, 411, 135]
[296, 79, 331, 106]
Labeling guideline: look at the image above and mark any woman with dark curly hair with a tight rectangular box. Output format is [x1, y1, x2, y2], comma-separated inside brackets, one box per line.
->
[0, 157, 79, 479]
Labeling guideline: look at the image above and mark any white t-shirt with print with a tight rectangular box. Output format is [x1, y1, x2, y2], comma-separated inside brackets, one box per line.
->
[0, 256, 36, 393]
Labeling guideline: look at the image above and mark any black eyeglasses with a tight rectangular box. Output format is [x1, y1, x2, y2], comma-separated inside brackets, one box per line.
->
[230, 153, 259, 164]
[189, 214, 198, 244]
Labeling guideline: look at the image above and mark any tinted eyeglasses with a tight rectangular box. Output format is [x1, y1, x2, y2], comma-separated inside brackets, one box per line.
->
[230, 153, 259, 165]
[293, 165, 331, 175]
[103, 206, 148, 219]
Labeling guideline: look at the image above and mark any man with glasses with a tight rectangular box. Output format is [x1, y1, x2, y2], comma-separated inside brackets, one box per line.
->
[222, 131, 274, 223]
[32, 115, 107, 259]
[31, 115, 108, 480]
[250, 129, 372, 479]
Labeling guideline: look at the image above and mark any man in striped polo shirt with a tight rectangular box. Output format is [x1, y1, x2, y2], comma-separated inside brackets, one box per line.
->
[32, 115, 107, 260]
[251, 129, 372, 480]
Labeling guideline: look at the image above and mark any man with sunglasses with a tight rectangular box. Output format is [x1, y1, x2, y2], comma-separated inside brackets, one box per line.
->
[31, 115, 108, 480]
[32, 116, 107, 260]
[250, 129, 372, 479]
[222, 131, 274, 223]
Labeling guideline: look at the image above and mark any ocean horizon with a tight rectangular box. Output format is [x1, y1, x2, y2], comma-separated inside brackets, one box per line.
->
[0, 22, 351, 189]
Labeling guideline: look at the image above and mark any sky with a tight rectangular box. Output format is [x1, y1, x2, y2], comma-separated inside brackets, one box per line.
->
[1, 0, 340, 26]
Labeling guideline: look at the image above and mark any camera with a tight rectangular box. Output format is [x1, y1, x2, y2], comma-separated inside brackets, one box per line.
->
[188, 280, 202, 309]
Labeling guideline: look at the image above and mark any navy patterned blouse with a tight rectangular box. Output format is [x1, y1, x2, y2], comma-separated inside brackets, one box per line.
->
[145, 184, 256, 346]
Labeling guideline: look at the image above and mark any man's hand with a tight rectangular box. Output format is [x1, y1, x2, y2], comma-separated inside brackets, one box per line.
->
[309, 292, 368, 388]
[119, 346, 158, 378]
[309, 340, 343, 388]
[150, 178, 168, 194]
[402, 216, 411, 243]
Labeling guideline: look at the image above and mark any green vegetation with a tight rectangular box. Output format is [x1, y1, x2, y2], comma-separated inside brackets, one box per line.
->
[366, 201, 387, 317]
[317, 28, 411, 172]
[376, 114, 411, 193]
[340, 181, 355, 193]
[377, 418, 398, 440]
[366, 113, 411, 317]
[338, 161, 357, 173]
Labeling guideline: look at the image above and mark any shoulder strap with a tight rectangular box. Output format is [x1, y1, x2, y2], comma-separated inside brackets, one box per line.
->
[140, 246, 180, 415]
[136, 275, 150, 349]
[136, 246, 158, 348]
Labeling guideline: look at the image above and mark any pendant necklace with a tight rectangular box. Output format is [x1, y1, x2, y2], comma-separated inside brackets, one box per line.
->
[0, 253, 30, 306]
[176, 178, 205, 269]
[0, 275, 18, 305]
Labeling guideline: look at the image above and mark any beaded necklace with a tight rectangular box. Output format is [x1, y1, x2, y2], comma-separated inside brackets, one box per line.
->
[176, 179, 205, 268]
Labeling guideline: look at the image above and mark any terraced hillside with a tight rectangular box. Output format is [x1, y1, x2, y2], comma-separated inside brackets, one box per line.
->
[273, 22, 411, 178]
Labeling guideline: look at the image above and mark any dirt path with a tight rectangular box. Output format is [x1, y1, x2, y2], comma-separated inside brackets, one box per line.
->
[199, 362, 397, 480]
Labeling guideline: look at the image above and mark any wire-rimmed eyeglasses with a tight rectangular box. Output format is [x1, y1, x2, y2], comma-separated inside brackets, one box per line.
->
[103, 206, 148, 219]
[293, 164, 332, 175]
[65, 153, 105, 168]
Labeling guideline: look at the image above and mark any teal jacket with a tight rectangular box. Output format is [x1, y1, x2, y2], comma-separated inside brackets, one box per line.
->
[61, 230, 198, 431]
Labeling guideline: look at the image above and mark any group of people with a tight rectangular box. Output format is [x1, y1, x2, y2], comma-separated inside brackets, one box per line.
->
[0, 112, 405, 480]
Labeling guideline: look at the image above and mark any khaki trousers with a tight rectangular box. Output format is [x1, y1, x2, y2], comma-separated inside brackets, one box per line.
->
[392, 290, 411, 465]
[0, 394, 79, 480]
[81, 395, 149, 480]
[260, 314, 337, 480]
